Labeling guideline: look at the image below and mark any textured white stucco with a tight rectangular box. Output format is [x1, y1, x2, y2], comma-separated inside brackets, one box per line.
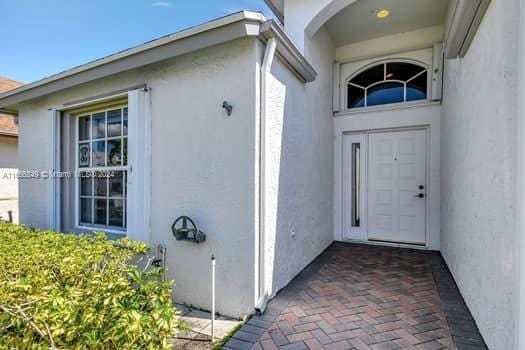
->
[0, 138, 18, 222]
[148, 38, 258, 318]
[17, 38, 259, 318]
[283, 0, 337, 51]
[260, 26, 335, 298]
[335, 25, 443, 63]
[441, 0, 519, 348]
[0, 139, 19, 221]
[0, 140, 17, 169]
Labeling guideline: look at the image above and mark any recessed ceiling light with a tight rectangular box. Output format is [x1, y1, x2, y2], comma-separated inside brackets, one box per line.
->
[377, 9, 390, 19]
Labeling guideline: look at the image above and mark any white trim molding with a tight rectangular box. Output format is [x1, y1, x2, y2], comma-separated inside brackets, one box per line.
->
[444, 0, 491, 58]
[431, 43, 444, 101]
[126, 88, 152, 242]
[517, 0, 525, 347]
[48, 109, 61, 231]
[333, 63, 341, 112]
[264, 0, 284, 23]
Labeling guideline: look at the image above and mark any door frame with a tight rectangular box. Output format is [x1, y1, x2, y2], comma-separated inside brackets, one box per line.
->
[342, 127, 430, 247]
[333, 103, 441, 250]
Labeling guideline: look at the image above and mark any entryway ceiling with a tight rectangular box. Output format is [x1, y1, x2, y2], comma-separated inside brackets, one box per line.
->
[325, 0, 451, 46]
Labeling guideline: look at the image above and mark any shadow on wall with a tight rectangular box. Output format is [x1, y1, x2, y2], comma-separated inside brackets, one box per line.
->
[264, 32, 334, 298]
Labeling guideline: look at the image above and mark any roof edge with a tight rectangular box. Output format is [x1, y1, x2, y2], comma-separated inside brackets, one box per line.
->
[0, 11, 265, 109]
[0, 11, 316, 110]
[0, 131, 18, 138]
[444, 0, 491, 58]
[264, 0, 284, 23]
[260, 21, 317, 83]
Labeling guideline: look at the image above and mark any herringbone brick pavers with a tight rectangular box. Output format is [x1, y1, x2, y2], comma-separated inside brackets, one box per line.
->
[225, 243, 486, 349]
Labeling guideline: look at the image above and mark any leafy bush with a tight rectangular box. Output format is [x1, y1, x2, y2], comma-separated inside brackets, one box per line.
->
[0, 222, 178, 349]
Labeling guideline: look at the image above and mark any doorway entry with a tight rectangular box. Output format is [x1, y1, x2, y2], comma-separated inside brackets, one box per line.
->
[343, 129, 427, 246]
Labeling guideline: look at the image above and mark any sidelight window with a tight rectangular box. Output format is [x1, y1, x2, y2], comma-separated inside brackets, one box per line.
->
[351, 143, 361, 227]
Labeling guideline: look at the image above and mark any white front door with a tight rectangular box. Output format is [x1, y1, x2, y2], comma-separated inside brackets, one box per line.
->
[367, 130, 427, 245]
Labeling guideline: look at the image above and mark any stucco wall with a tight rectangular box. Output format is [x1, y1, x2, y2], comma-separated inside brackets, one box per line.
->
[283, 0, 333, 51]
[260, 27, 335, 298]
[440, 1, 519, 348]
[0, 138, 18, 222]
[148, 38, 258, 318]
[0, 138, 18, 169]
[17, 38, 258, 318]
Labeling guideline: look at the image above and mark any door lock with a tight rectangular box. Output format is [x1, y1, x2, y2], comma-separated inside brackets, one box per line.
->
[419, 185, 425, 190]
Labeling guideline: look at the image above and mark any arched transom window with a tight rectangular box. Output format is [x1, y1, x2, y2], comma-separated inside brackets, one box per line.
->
[347, 61, 428, 109]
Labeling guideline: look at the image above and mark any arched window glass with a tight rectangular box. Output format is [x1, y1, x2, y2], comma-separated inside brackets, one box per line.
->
[347, 62, 428, 109]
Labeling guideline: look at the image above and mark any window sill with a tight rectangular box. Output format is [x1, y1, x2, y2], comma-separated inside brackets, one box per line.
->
[76, 225, 127, 240]
[334, 100, 441, 117]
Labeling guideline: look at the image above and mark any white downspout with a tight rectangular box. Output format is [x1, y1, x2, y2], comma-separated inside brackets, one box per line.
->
[517, 0, 525, 347]
[256, 37, 277, 313]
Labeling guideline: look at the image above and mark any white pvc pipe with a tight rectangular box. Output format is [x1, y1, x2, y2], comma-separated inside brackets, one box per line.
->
[518, 0, 525, 347]
[257, 38, 277, 312]
[211, 254, 216, 341]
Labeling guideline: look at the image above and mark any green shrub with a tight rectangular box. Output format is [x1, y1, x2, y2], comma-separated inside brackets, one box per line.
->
[0, 222, 178, 349]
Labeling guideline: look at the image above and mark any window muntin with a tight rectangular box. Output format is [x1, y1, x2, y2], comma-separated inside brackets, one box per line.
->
[347, 62, 428, 109]
[77, 106, 128, 231]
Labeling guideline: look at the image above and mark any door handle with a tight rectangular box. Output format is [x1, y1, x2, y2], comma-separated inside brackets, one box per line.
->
[414, 193, 425, 198]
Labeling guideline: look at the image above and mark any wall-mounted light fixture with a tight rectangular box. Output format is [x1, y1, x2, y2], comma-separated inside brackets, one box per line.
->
[222, 101, 233, 116]
[172, 216, 206, 244]
[376, 9, 390, 19]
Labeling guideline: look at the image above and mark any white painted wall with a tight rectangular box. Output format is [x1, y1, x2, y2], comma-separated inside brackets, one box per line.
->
[17, 38, 259, 318]
[284, 0, 366, 53]
[518, 0, 525, 346]
[335, 26, 443, 63]
[0, 139, 17, 169]
[0, 138, 18, 222]
[440, 0, 519, 348]
[148, 38, 258, 318]
[260, 26, 335, 298]
[18, 105, 51, 228]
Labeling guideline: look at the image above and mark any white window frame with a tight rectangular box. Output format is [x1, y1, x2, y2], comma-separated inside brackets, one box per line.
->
[48, 109, 61, 231]
[74, 105, 129, 235]
[344, 59, 431, 111]
[48, 87, 151, 242]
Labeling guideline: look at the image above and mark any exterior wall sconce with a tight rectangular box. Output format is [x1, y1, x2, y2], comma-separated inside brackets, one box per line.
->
[222, 101, 233, 116]
[172, 216, 206, 244]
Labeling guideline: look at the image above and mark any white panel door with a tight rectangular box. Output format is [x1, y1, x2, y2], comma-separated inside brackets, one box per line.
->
[368, 130, 427, 245]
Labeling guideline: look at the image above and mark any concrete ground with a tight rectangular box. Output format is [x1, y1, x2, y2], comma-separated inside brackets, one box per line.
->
[225, 243, 487, 350]
[172, 303, 242, 349]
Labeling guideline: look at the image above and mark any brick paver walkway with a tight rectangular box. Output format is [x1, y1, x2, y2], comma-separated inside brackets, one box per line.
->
[225, 243, 486, 350]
